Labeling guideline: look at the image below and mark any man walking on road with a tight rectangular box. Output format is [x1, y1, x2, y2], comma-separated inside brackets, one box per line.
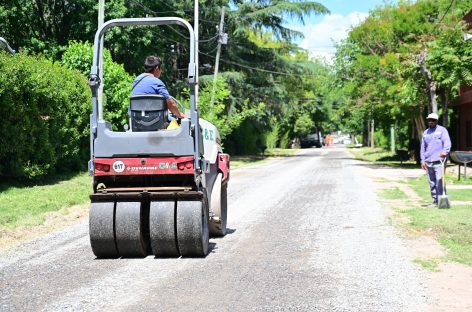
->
[420, 113, 451, 207]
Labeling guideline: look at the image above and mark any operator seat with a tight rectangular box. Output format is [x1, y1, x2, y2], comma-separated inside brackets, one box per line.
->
[129, 94, 168, 131]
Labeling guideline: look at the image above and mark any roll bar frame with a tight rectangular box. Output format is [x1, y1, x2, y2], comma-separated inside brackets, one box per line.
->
[88, 17, 202, 174]
[0, 37, 15, 54]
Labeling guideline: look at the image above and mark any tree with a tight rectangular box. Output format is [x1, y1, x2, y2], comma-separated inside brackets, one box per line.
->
[333, 0, 472, 154]
[61, 41, 133, 129]
[0, 0, 332, 154]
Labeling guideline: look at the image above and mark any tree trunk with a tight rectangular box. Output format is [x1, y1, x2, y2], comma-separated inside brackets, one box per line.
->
[418, 48, 438, 114]
[413, 115, 426, 139]
[371, 119, 375, 148]
[412, 115, 426, 164]
[440, 88, 449, 127]
[366, 118, 370, 147]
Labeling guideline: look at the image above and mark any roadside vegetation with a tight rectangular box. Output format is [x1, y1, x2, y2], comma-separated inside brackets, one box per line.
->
[0, 1, 328, 235]
[1, 1, 472, 242]
[232, 148, 299, 169]
[413, 259, 441, 272]
[0, 148, 296, 231]
[403, 204, 472, 266]
[334, 0, 472, 153]
[349, 147, 417, 168]
[353, 147, 472, 268]
[379, 187, 408, 200]
[0, 173, 90, 229]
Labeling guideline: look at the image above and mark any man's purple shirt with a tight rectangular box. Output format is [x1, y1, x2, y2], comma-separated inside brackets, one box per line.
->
[420, 125, 451, 163]
[131, 73, 171, 99]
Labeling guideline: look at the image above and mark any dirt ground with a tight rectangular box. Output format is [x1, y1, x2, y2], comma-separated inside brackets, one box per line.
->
[361, 163, 472, 312]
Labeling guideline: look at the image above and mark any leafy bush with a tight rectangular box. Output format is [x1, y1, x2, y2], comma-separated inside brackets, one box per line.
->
[61, 41, 133, 129]
[279, 130, 291, 149]
[293, 114, 315, 138]
[0, 52, 90, 178]
[375, 129, 389, 149]
[226, 120, 266, 155]
[181, 77, 265, 142]
[265, 117, 280, 149]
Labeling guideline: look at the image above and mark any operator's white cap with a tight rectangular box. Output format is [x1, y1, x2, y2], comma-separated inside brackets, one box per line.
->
[427, 113, 439, 120]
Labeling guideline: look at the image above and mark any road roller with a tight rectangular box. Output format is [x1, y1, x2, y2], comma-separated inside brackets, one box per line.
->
[87, 17, 230, 258]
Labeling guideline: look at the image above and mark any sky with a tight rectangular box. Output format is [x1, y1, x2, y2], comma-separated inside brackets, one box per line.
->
[288, 0, 397, 61]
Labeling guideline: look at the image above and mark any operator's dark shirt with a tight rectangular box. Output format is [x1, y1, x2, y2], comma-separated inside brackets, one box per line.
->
[131, 73, 171, 99]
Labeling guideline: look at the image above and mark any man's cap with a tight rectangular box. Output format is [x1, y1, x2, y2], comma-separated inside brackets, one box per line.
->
[427, 113, 438, 120]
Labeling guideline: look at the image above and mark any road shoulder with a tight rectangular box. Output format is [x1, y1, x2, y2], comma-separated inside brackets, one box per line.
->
[360, 162, 472, 312]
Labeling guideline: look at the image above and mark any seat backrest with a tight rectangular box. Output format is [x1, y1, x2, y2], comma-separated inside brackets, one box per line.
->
[129, 94, 167, 131]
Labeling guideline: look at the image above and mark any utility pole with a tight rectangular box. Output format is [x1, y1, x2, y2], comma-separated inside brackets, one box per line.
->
[210, 7, 226, 106]
[194, 0, 199, 105]
[371, 119, 375, 148]
[98, 0, 105, 119]
[366, 119, 370, 147]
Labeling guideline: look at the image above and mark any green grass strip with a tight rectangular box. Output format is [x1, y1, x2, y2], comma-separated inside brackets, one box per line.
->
[447, 189, 472, 201]
[380, 187, 408, 200]
[413, 258, 441, 272]
[408, 175, 433, 202]
[232, 148, 298, 169]
[349, 147, 417, 168]
[408, 175, 472, 203]
[0, 172, 90, 228]
[403, 205, 472, 266]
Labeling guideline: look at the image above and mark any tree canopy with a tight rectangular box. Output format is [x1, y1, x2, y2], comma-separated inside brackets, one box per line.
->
[1, 0, 471, 169]
[0, 0, 333, 158]
[333, 0, 472, 151]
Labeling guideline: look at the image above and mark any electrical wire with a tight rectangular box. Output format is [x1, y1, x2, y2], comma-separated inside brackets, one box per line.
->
[197, 34, 219, 43]
[127, 0, 239, 29]
[432, 0, 455, 32]
[198, 50, 317, 77]
[128, 0, 219, 41]
[127, 0, 315, 77]
[204, 44, 219, 55]
[130, 0, 218, 42]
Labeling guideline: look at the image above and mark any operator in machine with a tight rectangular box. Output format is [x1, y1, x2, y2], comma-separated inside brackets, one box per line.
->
[131, 55, 185, 119]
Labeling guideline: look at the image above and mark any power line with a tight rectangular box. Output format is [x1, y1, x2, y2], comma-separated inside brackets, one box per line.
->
[128, 0, 191, 39]
[198, 34, 219, 43]
[127, 0, 316, 78]
[128, 0, 219, 41]
[432, 0, 455, 32]
[198, 50, 317, 77]
[126, 1, 233, 27]
[205, 44, 219, 55]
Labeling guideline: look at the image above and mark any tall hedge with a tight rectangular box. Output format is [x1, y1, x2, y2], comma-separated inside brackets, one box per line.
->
[61, 41, 133, 129]
[0, 52, 91, 179]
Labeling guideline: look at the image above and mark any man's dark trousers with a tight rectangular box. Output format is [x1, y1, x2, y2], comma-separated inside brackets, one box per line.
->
[426, 161, 446, 203]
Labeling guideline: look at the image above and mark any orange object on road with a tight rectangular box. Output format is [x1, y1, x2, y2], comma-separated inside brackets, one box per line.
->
[326, 135, 332, 146]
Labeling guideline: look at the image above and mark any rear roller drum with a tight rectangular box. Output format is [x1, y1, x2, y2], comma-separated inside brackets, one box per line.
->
[89, 201, 119, 258]
[176, 197, 209, 257]
[115, 201, 148, 257]
[209, 173, 228, 237]
[149, 200, 180, 257]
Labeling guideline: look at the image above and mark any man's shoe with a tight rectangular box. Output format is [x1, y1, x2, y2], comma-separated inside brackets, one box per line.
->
[427, 201, 438, 208]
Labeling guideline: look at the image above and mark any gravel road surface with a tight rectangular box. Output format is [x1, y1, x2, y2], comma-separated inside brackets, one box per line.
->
[0, 147, 429, 311]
